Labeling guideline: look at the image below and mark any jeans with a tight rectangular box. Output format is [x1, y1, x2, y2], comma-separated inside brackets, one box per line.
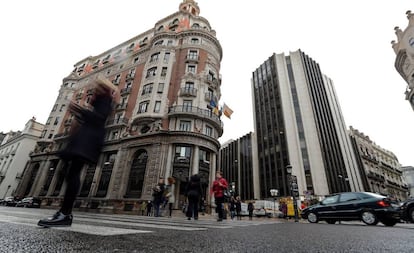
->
[215, 196, 225, 219]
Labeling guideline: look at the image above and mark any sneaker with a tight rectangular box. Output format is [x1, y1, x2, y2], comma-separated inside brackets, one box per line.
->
[217, 218, 223, 222]
[38, 212, 73, 227]
[187, 217, 191, 220]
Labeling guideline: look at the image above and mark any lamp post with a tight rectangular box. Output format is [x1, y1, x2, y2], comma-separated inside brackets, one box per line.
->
[338, 175, 349, 192]
[3, 185, 11, 199]
[286, 165, 299, 222]
[270, 189, 279, 218]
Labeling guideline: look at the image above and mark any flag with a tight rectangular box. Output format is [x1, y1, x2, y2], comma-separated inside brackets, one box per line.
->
[222, 103, 233, 119]
[209, 98, 217, 108]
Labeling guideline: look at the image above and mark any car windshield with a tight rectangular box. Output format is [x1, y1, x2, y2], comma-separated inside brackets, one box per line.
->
[321, 195, 339, 204]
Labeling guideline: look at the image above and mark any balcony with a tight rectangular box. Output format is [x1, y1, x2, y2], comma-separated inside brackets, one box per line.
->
[116, 103, 128, 111]
[112, 79, 120, 85]
[126, 73, 135, 81]
[120, 87, 132, 96]
[64, 119, 73, 126]
[185, 55, 199, 63]
[106, 117, 129, 128]
[179, 87, 197, 97]
[168, 105, 223, 132]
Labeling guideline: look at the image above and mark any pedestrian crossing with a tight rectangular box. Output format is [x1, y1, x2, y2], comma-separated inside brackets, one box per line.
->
[0, 207, 280, 236]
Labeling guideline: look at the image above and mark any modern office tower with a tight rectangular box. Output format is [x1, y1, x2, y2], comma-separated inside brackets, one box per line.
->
[219, 132, 257, 201]
[17, 0, 224, 212]
[392, 10, 414, 110]
[349, 127, 408, 200]
[0, 118, 44, 198]
[251, 50, 363, 200]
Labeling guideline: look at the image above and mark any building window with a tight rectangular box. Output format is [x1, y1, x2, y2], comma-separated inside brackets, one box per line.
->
[146, 67, 157, 78]
[188, 50, 198, 60]
[164, 53, 170, 63]
[125, 150, 148, 198]
[142, 83, 153, 95]
[150, 53, 160, 62]
[53, 117, 59, 125]
[154, 101, 161, 113]
[175, 146, 191, 158]
[205, 125, 212, 137]
[208, 71, 215, 82]
[138, 101, 150, 113]
[187, 64, 196, 73]
[183, 100, 192, 112]
[191, 38, 199, 44]
[52, 104, 58, 112]
[46, 117, 52, 125]
[167, 40, 173, 46]
[133, 57, 139, 64]
[179, 121, 191, 131]
[157, 83, 164, 93]
[154, 40, 163, 46]
[161, 67, 167, 77]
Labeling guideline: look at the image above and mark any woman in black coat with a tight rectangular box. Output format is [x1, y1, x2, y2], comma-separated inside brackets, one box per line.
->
[185, 174, 203, 220]
[38, 77, 116, 227]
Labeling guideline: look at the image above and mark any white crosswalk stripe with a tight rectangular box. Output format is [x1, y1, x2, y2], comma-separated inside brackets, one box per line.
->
[0, 207, 280, 236]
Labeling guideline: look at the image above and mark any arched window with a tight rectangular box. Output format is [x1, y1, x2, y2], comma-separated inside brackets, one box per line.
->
[125, 150, 148, 198]
[24, 163, 40, 196]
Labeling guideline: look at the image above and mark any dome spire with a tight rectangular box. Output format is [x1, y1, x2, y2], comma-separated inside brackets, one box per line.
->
[179, 0, 200, 16]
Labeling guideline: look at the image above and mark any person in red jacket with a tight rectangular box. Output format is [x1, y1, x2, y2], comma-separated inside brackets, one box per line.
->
[212, 171, 228, 221]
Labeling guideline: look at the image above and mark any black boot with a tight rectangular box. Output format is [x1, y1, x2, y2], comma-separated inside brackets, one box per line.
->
[38, 212, 73, 227]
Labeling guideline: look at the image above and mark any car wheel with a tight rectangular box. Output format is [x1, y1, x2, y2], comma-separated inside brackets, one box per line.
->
[361, 210, 378, 225]
[381, 219, 397, 227]
[326, 219, 336, 224]
[408, 207, 414, 223]
[307, 212, 318, 223]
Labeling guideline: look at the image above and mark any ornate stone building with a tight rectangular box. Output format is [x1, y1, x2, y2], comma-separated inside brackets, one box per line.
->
[348, 126, 408, 200]
[392, 10, 414, 110]
[15, 0, 224, 213]
[0, 118, 44, 199]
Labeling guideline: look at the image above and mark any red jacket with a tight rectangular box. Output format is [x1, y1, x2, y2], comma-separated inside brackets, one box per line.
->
[212, 177, 228, 198]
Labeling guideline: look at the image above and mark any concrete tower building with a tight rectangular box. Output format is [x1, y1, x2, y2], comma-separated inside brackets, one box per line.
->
[252, 50, 363, 200]
[17, 0, 224, 213]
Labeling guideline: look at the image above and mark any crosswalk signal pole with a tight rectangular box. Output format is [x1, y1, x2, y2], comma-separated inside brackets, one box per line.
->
[286, 165, 299, 222]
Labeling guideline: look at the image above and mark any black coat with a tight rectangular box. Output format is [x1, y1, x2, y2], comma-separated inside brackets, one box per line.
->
[185, 174, 203, 198]
[60, 94, 113, 164]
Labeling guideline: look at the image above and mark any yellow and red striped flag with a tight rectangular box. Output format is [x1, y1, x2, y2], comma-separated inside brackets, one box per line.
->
[222, 103, 233, 119]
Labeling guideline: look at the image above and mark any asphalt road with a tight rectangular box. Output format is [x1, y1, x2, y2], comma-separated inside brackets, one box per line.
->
[0, 206, 413, 253]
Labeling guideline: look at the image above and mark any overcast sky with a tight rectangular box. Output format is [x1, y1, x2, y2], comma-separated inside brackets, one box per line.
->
[1, 0, 413, 166]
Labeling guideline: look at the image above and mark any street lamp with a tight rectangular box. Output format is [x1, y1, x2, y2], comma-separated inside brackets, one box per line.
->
[286, 165, 299, 222]
[3, 185, 11, 199]
[270, 189, 279, 218]
[338, 175, 349, 192]
[231, 182, 236, 196]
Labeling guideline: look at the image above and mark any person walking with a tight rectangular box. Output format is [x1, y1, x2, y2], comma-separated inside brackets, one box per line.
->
[248, 201, 255, 220]
[152, 177, 165, 217]
[165, 177, 176, 218]
[140, 201, 147, 216]
[146, 201, 153, 216]
[185, 174, 203, 220]
[229, 196, 236, 220]
[38, 77, 117, 227]
[211, 171, 228, 222]
[235, 196, 242, 220]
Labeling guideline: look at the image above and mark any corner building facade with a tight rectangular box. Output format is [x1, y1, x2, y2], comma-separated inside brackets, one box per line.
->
[17, 0, 223, 212]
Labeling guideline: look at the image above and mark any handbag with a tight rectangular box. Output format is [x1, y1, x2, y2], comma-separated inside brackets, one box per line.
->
[223, 188, 232, 199]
